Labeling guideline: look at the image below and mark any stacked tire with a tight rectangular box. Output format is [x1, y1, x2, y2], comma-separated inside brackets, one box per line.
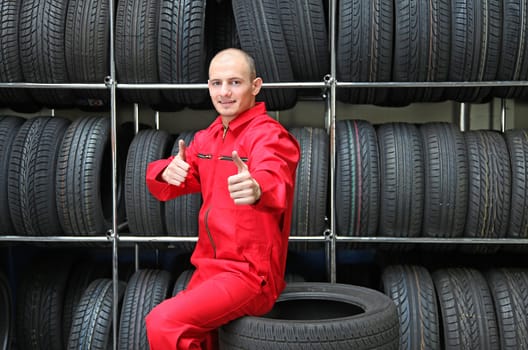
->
[9, 258, 528, 349]
[336, 119, 528, 251]
[123, 126, 329, 252]
[337, 0, 528, 105]
[219, 282, 399, 349]
[0, 115, 132, 237]
[382, 264, 528, 350]
[11, 254, 175, 349]
[4, 0, 528, 111]
[0, 270, 13, 350]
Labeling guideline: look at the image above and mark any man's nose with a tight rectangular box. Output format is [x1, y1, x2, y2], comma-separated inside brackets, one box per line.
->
[220, 82, 231, 95]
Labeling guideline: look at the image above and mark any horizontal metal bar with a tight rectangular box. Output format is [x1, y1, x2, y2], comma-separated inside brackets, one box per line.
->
[117, 82, 328, 90]
[117, 236, 197, 243]
[335, 236, 528, 244]
[0, 82, 109, 89]
[2, 80, 528, 90]
[289, 235, 330, 241]
[262, 82, 328, 88]
[0, 235, 112, 243]
[2, 235, 525, 245]
[0, 234, 330, 244]
[336, 80, 528, 88]
[117, 83, 208, 90]
[117, 235, 330, 243]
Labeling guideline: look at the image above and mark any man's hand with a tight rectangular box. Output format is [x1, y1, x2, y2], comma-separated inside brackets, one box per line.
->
[228, 151, 261, 205]
[161, 139, 190, 186]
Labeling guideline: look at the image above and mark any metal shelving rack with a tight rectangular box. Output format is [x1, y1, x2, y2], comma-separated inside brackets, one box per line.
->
[2, 0, 528, 347]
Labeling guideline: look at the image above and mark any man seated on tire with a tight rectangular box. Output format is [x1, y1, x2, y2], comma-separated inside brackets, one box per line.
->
[145, 48, 300, 350]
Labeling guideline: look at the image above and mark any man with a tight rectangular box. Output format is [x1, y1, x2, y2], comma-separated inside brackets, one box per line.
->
[145, 48, 300, 349]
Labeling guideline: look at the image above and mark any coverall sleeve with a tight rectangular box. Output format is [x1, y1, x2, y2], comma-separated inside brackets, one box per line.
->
[249, 128, 300, 211]
[145, 144, 201, 202]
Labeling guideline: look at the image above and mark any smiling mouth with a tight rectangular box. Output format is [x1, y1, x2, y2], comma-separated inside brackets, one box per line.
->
[218, 100, 235, 105]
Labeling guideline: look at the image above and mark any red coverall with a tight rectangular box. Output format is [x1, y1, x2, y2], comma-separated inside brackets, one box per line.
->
[144, 102, 300, 349]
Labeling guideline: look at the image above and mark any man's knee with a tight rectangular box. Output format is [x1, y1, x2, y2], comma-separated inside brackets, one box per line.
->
[145, 304, 167, 340]
[146, 302, 187, 334]
[146, 303, 183, 349]
[145, 302, 209, 350]
[146, 300, 166, 322]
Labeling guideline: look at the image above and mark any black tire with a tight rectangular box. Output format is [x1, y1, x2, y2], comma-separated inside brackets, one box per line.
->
[118, 269, 172, 350]
[446, 0, 501, 102]
[464, 130, 510, 253]
[494, 0, 528, 99]
[205, 0, 240, 56]
[0, 270, 12, 350]
[505, 129, 528, 238]
[158, 0, 208, 107]
[165, 132, 201, 252]
[124, 129, 173, 236]
[232, 0, 297, 110]
[19, 0, 75, 108]
[56, 116, 131, 235]
[0, 116, 25, 235]
[432, 268, 500, 350]
[377, 123, 424, 238]
[278, 0, 329, 82]
[8, 117, 70, 236]
[289, 127, 328, 251]
[67, 279, 126, 350]
[486, 268, 528, 350]
[115, 0, 162, 105]
[335, 120, 380, 239]
[420, 123, 467, 238]
[381, 265, 440, 350]
[65, 0, 110, 107]
[62, 260, 111, 347]
[0, 0, 38, 110]
[391, 0, 450, 104]
[219, 282, 399, 349]
[172, 268, 195, 296]
[16, 256, 73, 350]
[336, 0, 393, 105]
[284, 273, 305, 283]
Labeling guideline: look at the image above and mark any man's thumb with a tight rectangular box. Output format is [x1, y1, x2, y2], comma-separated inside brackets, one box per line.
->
[178, 139, 186, 161]
[232, 151, 247, 173]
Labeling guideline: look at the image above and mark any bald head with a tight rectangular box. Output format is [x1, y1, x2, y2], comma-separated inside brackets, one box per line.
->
[209, 48, 257, 80]
[207, 48, 263, 121]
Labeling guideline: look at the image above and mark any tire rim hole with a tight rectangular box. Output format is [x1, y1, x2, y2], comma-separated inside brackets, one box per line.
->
[264, 299, 364, 320]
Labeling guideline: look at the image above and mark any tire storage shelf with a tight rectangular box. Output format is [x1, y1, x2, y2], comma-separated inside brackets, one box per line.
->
[2, 0, 528, 349]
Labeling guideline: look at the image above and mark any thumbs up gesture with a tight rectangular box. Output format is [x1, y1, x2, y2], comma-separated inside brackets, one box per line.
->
[228, 151, 261, 205]
[162, 139, 190, 186]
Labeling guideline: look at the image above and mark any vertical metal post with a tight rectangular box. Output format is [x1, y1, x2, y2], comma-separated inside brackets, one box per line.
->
[500, 98, 506, 132]
[328, 0, 337, 284]
[108, 0, 119, 348]
[133, 103, 140, 273]
[135, 246, 140, 271]
[488, 99, 495, 130]
[134, 103, 139, 133]
[459, 102, 470, 132]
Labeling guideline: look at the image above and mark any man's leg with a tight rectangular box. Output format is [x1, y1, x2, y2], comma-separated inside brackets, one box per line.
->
[145, 271, 270, 350]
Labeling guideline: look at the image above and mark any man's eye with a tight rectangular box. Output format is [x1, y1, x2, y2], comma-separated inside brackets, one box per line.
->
[231, 81, 241, 86]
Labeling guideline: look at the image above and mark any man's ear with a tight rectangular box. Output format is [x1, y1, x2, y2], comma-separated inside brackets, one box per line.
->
[252, 77, 263, 95]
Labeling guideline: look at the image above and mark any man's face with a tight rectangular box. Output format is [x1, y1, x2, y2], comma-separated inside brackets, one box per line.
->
[208, 52, 262, 121]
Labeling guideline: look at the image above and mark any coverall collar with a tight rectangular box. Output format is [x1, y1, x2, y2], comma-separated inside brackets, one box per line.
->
[217, 102, 267, 133]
